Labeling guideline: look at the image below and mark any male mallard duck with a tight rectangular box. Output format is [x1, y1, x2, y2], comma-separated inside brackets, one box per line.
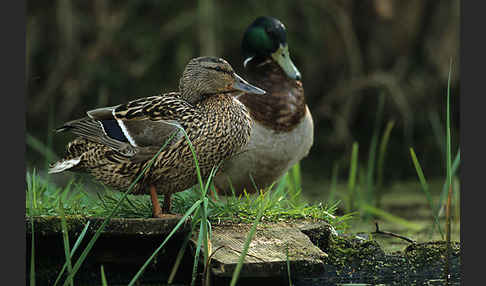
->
[213, 16, 314, 195]
[49, 56, 265, 217]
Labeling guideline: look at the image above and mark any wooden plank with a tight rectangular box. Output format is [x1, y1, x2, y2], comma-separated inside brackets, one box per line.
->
[209, 222, 328, 278]
[26, 215, 191, 237]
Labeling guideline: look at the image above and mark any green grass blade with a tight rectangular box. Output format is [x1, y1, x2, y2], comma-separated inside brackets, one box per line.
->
[451, 148, 460, 182]
[54, 221, 91, 286]
[167, 224, 197, 284]
[409, 148, 433, 213]
[446, 60, 452, 191]
[347, 142, 359, 211]
[28, 169, 36, 286]
[26, 171, 32, 210]
[444, 59, 453, 281]
[291, 163, 302, 190]
[100, 265, 108, 286]
[366, 92, 386, 207]
[30, 169, 38, 210]
[209, 181, 221, 202]
[191, 212, 205, 286]
[229, 198, 265, 286]
[409, 147, 444, 238]
[271, 174, 288, 198]
[176, 126, 205, 192]
[128, 200, 201, 286]
[58, 203, 74, 286]
[201, 198, 210, 268]
[428, 111, 446, 164]
[249, 173, 260, 194]
[30, 216, 35, 286]
[204, 165, 220, 198]
[286, 246, 292, 286]
[357, 167, 367, 208]
[376, 120, 395, 207]
[288, 163, 302, 204]
[437, 148, 461, 215]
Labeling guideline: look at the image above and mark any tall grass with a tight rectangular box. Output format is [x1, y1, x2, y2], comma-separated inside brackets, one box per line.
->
[333, 86, 457, 233]
[408, 59, 459, 251]
[444, 59, 454, 282]
[342, 92, 391, 215]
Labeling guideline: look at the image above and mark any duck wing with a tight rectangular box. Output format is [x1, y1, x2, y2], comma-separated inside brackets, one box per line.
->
[56, 94, 188, 162]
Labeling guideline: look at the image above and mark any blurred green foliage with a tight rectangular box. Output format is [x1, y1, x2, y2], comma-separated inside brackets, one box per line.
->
[26, 0, 460, 181]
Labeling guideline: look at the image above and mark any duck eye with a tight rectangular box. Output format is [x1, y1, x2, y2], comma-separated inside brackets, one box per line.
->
[209, 66, 226, 74]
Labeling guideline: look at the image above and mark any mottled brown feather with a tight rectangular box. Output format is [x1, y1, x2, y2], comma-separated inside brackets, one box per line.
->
[50, 57, 253, 201]
[62, 94, 251, 195]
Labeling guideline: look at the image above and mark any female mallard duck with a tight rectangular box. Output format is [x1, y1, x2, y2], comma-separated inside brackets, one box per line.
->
[49, 56, 265, 217]
[213, 16, 314, 195]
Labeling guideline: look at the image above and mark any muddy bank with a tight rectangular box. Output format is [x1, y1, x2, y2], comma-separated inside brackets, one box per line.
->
[209, 221, 461, 285]
[294, 227, 461, 285]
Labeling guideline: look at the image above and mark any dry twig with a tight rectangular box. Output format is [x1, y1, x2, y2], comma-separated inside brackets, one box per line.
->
[372, 222, 416, 244]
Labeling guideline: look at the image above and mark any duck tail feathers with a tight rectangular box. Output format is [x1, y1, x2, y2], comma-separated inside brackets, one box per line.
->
[48, 157, 81, 174]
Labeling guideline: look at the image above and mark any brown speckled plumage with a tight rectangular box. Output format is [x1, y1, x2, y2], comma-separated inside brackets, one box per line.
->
[49, 57, 263, 215]
[59, 95, 250, 194]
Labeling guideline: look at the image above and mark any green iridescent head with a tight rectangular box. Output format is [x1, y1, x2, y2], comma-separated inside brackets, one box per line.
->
[242, 16, 301, 80]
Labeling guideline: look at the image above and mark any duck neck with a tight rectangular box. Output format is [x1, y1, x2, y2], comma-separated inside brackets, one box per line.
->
[181, 89, 203, 105]
[196, 93, 252, 149]
[238, 57, 306, 132]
